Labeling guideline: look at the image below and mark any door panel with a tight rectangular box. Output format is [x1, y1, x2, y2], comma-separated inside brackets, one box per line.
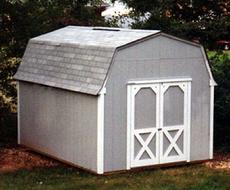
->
[160, 82, 188, 163]
[131, 84, 159, 167]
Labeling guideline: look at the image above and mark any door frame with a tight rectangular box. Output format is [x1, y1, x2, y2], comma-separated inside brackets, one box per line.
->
[126, 78, 192, 170]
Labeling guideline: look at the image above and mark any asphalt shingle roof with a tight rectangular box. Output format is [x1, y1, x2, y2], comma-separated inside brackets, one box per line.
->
[14, 26, 159, 95]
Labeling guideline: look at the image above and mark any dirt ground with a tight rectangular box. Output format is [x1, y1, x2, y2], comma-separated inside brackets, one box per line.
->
[204, 152, 230, 171]
[0, 145, 60, 173]
[0, 144, 230, 173]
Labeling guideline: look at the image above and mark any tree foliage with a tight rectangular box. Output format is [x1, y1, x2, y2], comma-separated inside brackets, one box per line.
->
[209, 52, 230, 151]
[0, 47, 20, 113]
[117, 0, 230, 49]
[0, 0, 107, 114]
[209, 52, 230, 125]
[0, 0, 106, 57]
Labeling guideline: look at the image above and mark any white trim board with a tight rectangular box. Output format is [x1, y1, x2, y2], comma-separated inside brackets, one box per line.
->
[97, 88, 106, 174]
[200, 47, 217, 86]
[186, 82, 191, 162]
[209, 83, 215, 159]
[127, 78, 192, 85]
[126, 85, 131, 170]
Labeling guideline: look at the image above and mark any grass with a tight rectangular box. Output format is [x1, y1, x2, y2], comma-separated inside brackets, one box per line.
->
[0, 164, 229, 190]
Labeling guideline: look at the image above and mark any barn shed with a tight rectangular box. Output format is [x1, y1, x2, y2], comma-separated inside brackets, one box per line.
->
[14, 26, 216, 174]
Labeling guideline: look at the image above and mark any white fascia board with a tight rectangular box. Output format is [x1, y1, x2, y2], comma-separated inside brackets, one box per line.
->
[200, 47, 217, 86]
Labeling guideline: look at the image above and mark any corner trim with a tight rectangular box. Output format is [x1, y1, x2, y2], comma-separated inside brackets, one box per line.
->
[210, 79, 217, 87]
[209, 83, 215, 159]
[186, 82, 192, 162]
[97, 88, 106, 174]
[17, 82, 21, 144]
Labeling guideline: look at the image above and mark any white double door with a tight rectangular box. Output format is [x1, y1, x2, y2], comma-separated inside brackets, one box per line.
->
[128, 81, 191, 168]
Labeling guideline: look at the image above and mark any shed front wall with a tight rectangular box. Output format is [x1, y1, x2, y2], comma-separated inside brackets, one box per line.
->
[104, 35, 211, 172]
[19, 82, 98, 172]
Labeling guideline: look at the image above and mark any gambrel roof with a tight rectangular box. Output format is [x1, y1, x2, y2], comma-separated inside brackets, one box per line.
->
[14, 26, 159, 95]
[14, 26, 216, 95]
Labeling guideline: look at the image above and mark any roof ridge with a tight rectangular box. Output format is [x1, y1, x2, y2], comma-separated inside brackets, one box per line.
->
[30, 38, 117, 51]
[66, 25, 159, 33]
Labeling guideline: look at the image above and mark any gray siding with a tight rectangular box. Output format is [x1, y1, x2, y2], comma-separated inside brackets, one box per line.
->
[19, 82, 98, 172]
[104, 35, 210, 172]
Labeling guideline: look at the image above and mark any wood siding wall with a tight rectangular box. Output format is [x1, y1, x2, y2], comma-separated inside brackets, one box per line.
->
[104, 35, 210, 172]
[19, 82, 98, 172]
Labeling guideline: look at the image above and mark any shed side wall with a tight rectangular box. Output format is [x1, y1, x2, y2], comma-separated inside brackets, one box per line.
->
[19, 82, 98, 172]
[104, 35, 210, 172]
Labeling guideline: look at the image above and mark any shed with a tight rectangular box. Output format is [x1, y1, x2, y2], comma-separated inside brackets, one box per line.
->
[14, 26, 216, 174]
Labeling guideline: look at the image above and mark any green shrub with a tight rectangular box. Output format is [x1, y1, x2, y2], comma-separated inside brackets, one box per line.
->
[0, 47, 20, 144]
[0, 47, 21, 114]
[208, 51, 230, 152]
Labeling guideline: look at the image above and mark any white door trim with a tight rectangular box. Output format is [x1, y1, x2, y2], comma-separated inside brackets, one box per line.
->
[127, 78, 192, 168]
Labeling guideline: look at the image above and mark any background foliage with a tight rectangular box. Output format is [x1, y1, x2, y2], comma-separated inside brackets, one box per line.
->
[0, 0, 107, 113]
[209, 52, 230, 151]
[117, 0, 230, 49]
